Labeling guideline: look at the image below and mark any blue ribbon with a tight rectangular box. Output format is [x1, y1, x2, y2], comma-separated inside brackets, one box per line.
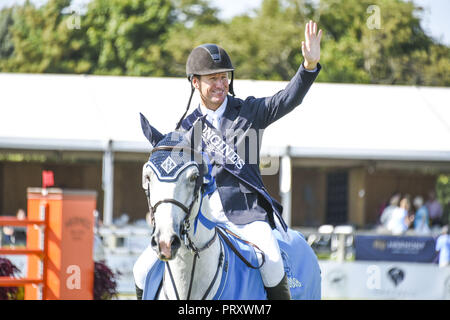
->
[194, 153, 217, 233]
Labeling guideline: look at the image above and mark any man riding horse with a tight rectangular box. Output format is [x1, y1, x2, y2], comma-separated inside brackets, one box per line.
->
[134, 20, 322, 300]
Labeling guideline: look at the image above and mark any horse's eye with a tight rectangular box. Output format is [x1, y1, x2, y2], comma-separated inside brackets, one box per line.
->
[189, 173, 198, 182]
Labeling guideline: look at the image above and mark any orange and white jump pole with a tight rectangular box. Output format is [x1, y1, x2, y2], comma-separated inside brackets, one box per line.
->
[0, 187, 97, 300]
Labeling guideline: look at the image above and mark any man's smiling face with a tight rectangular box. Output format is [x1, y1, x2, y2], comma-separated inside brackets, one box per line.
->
[193, 72, 229, 110]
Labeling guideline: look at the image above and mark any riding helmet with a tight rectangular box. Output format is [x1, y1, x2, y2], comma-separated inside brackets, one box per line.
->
[176, 44, 235, 129]
[186, 44, 234, 77]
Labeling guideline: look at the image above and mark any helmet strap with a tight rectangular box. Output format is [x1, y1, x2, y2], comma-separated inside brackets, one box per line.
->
[176, 81, 195, 130]
[229, 71, 235, 97]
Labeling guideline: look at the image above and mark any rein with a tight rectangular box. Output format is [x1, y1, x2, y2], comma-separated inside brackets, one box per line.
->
[146, 145, 222, 300]
[163, 229, 224, 300]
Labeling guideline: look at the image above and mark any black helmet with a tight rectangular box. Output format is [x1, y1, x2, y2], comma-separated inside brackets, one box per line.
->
[186, 44, 234, 78]
[176, 44, 235, 130]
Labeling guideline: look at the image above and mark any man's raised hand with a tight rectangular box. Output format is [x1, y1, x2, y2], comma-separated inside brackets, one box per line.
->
[302, 20, 322, 70]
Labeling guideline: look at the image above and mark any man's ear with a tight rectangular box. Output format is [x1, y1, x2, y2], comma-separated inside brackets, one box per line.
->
[192, 76, 200, 90]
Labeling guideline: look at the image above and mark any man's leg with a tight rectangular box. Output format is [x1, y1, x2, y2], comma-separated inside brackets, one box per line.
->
[207, 192, 290, 299]
[133, 244, 158, 300]
[231, 221, 291, 300]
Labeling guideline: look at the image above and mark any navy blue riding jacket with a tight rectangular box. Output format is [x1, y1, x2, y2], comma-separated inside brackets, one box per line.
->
[180, 63, 322, 231]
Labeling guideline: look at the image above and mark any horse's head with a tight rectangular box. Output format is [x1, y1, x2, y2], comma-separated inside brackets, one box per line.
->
[140, 115, 212, 260]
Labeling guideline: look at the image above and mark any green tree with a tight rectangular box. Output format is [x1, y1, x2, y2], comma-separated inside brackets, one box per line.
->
[164, 0, 310, 80]
[172, 0, 221, 26]
[0, 0, 90, 73]
[420, 43, 450, 86]
[315, 0, 450, 85]
[0, 1, 42, 72]
[158, 0, 223, 77]
[83, 0, 175, 76]
[1, 0, 179, 76]
[164, 0, 450, 85]
[0, 0, 449, 85]
[225, 0, 306, 80]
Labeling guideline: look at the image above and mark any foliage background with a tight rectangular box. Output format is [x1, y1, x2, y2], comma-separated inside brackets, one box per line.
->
[1, 0, 449, 85]
[0, 257, 20, 300]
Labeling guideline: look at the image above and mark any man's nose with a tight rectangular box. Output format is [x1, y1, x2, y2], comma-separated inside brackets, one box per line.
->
[213, 78, 227, 88]
[213, 81, 223, 89]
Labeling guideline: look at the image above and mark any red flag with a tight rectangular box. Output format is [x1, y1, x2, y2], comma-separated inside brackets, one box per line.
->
[42, 170, 54, 188]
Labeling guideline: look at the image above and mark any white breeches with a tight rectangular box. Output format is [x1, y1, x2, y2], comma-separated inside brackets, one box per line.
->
[207, 191, 285, 287]
[226, 220, 285, 288]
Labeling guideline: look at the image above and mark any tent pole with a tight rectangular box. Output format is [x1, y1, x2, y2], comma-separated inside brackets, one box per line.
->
[102, 141, 114, 226]
[279, 149, 292, 228]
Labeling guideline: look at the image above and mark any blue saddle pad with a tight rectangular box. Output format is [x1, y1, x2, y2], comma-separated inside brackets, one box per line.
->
[274, 229, 322, 300]
[142, 226, 267, 300]
[142, 258, 165, 300]
[142, 227, 321, 300]
[212, 226, 267, 299]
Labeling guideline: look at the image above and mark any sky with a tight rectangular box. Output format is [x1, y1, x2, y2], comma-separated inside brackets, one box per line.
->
[1, 0, 449, 45]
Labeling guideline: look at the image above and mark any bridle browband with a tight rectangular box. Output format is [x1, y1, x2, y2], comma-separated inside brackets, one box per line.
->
[145, 144, 224, 300]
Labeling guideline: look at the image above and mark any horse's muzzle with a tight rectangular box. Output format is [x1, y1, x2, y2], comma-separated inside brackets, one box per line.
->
[151, 233, 181, 261]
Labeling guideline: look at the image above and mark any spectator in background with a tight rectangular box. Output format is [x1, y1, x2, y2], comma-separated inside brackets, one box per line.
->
[1, 209, 27, 246]
[387, 196, 414, 235]
[403, 194, 415, 229]
[426, 190, 443, 227]
[413, 196, 430, 235]
[436, 225, 450, 267]
[13, 209, 27, 246]
[1, 225, 14, 246]
[380, 193, 401, 229]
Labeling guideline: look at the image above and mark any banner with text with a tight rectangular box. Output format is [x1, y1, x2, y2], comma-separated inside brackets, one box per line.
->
[354, 234, 437, 262]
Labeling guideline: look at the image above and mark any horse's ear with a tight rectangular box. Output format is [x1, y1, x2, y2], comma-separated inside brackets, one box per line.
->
[140, 113, 165, 147]
[188, 117, 204, 152]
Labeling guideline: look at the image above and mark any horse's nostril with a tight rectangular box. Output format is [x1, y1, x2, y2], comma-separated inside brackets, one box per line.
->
[150, 235, 158, 249]
[171, 235, 181, 250]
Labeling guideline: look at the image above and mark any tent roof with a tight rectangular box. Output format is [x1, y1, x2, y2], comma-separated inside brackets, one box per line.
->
[1, 72, 449, 161]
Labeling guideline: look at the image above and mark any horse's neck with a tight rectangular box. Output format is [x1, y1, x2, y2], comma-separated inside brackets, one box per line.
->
[161, 195, 222, 300]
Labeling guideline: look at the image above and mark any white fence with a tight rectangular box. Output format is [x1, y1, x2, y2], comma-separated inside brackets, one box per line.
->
[96, 225, 152, 296]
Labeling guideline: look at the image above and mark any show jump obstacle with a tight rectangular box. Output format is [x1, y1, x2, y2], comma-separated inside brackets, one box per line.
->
[0, 188, 97, 300]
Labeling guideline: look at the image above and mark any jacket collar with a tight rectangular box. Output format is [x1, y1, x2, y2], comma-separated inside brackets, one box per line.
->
[219, 95, 241, 132]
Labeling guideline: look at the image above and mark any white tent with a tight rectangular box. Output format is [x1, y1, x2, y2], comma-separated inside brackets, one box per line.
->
[1, 72, 449, 159]
[1, 72, 449, 225]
